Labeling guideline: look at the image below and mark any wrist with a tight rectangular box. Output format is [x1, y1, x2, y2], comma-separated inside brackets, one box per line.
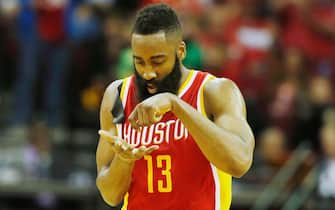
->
[168, 93, 178, 113]
[115, 154, 136, 165]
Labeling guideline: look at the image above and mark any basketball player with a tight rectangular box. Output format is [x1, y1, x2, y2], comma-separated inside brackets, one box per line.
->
[96, 4, 255, 210]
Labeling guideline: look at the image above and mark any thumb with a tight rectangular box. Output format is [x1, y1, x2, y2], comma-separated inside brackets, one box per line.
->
[145, 145, 160, 154]
[98, 130, 119, 143]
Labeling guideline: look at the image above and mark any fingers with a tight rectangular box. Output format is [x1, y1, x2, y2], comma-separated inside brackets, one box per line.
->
[129, 106, 162, 129]
[153, 111, 163, 122]
[146, 145, 160, 154]
[113, 141, 124, 154]
[141, 111, 151, 127]
[113, 140, 134, 154]
[138, 145, 147, 155]
[131, 145, 160, 159]
[129, 106, 150, 128]
[99, 126, 160, 162]
[120, 140, 134, 152]
[128, 108, 139, 129]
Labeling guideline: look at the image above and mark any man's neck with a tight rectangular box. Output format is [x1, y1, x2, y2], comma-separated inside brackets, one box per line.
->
[178, 66, 191, 90]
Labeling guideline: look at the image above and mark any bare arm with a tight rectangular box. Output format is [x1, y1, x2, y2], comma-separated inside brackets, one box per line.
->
[129, 78, 254, 177]
[96, 80, 159, 206]
[96, 80, 134, 206]
[172, 78, 255, 177]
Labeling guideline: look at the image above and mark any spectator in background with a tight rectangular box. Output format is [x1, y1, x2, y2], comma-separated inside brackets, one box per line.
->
[259, 127, 290, 168]
[11, 0, 71, 139]
[75, 75, 106, 128]
[197, 0, 277, 100]
[245, 127, 290, 184]
[198, 1, 278, 139]
[318, 108, 335, 207]
[280, 48, 307, 88]
[273, 0, 335, 81]
[23, 122, 57, 209]
[140, 0, 210, 14]
[87, 0, 115, 16]
[268, 79, 298, 142]
[179, 12, 204, 70]
[267, 48, 309, 147]
[301, 76, 334, 152]
[199, 3, 234, 76]
[6, 0, 37, 141]
[114, 47, 133, 79]
[103, 13, 131, 80]
[68, 3, 100, 43]
[23, 121, 51, 179]
[222, 0, 277, 101]
[0, 0, 19, 93]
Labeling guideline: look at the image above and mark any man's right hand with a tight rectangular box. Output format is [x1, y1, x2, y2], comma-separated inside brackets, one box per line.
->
[98, 130, 159, 162]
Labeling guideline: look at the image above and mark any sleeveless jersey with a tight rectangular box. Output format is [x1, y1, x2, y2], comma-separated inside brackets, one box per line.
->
[116, 70, 232, 210]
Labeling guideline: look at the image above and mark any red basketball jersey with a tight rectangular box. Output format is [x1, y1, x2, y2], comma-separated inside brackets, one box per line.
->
[116, 70, 232, 210]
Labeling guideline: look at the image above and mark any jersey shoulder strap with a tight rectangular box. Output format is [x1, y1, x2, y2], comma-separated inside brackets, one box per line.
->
[111, 82, 125, 124]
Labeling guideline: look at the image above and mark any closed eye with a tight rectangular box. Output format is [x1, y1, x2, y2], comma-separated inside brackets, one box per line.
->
[135, 60, 145, 65]
[151, 58, 166, 65]
[152, 61, 164, 65]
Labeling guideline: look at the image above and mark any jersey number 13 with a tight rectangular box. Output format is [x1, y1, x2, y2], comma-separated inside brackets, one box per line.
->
[144, 155, 172, 193]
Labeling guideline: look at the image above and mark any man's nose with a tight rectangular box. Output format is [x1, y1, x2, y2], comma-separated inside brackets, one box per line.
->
[143, 70, 157, 80]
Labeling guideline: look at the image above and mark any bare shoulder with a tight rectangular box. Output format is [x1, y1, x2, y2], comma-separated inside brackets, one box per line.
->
[100, 79, 123, 128]
[204, 77, 246, 117]
[204, 77, 237, 90]
[101, 79, 123, 107]
[204, 77, 240, 101]
[104, 79, 123, 98]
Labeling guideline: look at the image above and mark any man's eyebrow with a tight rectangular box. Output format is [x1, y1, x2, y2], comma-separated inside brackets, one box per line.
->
[150, 54, 167, 59]
[133, 55, 142, 60]
[133, 54, 167, 60]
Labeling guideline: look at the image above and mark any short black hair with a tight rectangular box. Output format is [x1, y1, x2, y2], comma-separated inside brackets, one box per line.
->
[132, 4, 181, 36]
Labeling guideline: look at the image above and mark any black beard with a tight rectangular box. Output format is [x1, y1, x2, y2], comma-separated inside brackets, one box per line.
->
[134, 56, 182, 102]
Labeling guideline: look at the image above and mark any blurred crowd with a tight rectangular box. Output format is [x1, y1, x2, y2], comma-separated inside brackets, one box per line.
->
[0, 0, 335, 209]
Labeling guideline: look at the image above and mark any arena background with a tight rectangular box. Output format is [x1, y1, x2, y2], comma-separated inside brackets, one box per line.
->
[0, 0, 334, 209]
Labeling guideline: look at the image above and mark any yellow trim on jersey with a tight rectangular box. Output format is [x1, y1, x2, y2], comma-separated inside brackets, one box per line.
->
[177, 70, 194, 95]
[120, 77, 129, 103]
[199, 74, 215, 117]
[199, 75, 232, 210]
[119, 78, 130, 210]
[116, 77, 130, 138]
[217, 171, 232, 210]
[121, 193, 129, 210]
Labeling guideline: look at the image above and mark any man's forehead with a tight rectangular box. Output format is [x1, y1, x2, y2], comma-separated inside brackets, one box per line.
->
[132, 31, 176, 56]
[132, 31, 169, 44]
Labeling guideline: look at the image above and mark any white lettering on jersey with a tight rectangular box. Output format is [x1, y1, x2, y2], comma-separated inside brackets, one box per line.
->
[165, 120, 175, 144]
[121, 119, 188, 146]
[153, 122, 165, 144]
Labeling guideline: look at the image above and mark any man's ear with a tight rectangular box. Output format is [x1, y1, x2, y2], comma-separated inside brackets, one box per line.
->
[177, 41, 186, 61]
